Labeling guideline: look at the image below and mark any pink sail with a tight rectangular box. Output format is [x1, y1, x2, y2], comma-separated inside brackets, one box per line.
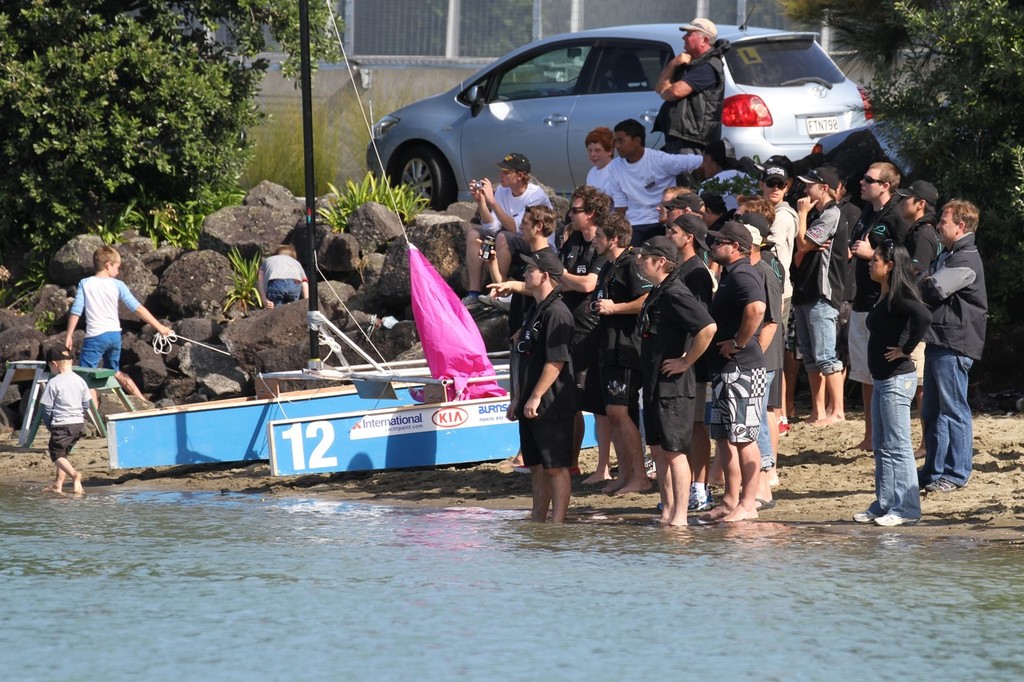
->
[408, 245, 506, 401]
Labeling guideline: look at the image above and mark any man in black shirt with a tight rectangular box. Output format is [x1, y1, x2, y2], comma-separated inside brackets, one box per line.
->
[508, 250, 576, 523]
[848, 162, 910, 449]
[561, 185, 611, 482]
[592, 213, 652, 495]
[703, 221, 767, 523]
[636, 236, 716, 525]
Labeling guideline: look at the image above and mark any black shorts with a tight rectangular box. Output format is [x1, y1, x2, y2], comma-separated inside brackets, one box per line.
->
[519, 416, 574, 469]
[48, 423, 84, 462]
[580, 362, 606, 415]
[766, 368, 782, 410]
[642, 395, 696, 453]
[599, 364, 640, 424]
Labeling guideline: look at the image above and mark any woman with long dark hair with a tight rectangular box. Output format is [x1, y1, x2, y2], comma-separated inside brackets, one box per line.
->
[855, 241, 931, 526]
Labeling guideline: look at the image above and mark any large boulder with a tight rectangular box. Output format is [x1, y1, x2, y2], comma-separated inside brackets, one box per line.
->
[199, 205, 303, 260]
[376, 218, 464, 307]
[177, 343, 249, 398]
[345, 201, 405, 253]
[243, 180, 305, 216]
[0, 327, 46, 363]
[48, 234, 105, 286]
[157, 250, 233, 319]
[316, 232, 361, 274]
[126, 357, 168, 394]
[141, 245, 181, 277]
[219, 303, 312, 376]
[115, 251, 160, 316]
[30, 284, 70, 333]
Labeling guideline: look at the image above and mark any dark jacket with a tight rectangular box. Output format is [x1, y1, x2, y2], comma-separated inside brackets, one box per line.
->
[654, 39, 730, 148]
[920, 232, 987, 360]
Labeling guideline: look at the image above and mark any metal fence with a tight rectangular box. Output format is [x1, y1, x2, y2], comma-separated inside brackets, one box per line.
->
[335, 0, 816, 65]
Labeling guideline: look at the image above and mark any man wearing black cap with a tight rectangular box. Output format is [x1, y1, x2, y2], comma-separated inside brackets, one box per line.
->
[666, 212, 716, 511]
[463, 152, 552, 306]
[896, 180, 940, 277]
[507, 250, 576, 523]
[635, 236, 716, 525]
[703, 221, 767, 522]
[699, 140, 759, 212]
[653, 18, 729, 155]
[793, 166, 850, 427]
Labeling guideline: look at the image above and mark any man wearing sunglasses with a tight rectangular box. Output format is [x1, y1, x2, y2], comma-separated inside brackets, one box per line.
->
[848, 162, 910, 450]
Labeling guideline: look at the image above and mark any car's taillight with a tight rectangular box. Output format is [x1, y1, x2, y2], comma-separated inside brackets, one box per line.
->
[812, 142, 824, 154]
[721, 95, 773, 127]
[858, 86, 874, 120]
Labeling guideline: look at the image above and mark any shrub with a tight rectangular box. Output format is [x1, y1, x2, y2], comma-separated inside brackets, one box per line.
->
[318, 174, 428, 233]
[224, 248, 263, 313]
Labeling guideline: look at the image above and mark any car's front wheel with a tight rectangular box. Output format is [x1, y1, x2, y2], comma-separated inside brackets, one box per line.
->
[393, 145, 456, 210]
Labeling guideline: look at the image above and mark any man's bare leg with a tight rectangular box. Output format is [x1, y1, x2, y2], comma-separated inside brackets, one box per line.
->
[689, 421, 711, 489]
[821, 370, 846, 425]
[547, 468, 571, 524]
[495, 233, 513, 282]
[807, 370, 827, 424]
[663, 449, 691, 526]
[530, 466, 552, 522]
[704, 440, 738, 521]
[43, 469, 67, 494]
[783, 351, 800, 419]
[767, 407, 781, 488]
[465, 228, 484, 292]
[721, 440, 761, 522]
[583, 416, 614, 484]
[855, 382, 873, 449]
[115, 370, 145, 402]
[571, 411, 584, 470]
[605, 405, 650, 495]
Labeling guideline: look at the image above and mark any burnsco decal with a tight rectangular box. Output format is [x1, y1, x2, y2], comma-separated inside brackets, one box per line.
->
[431, 407, 468, 427]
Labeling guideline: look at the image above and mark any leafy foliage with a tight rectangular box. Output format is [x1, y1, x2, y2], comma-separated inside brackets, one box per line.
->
[318, 175, 429, 233]
[0, 1, 339, 258]
[224, 248, 263, 313]
[785, 0, 1024, 331]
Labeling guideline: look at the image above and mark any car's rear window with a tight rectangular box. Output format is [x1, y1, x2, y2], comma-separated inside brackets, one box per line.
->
[725, 38, 845, 87]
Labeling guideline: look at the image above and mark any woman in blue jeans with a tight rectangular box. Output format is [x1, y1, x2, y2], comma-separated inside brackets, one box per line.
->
[855, 241, 931, 526]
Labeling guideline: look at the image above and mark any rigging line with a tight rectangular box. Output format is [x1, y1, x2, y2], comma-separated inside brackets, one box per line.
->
[152, 332, 231, 356]
[313, 260, 395, 370]
[324, 0, 411, 247]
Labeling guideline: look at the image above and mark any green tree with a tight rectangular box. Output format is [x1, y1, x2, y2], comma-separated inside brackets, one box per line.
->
[783, 0, 1024, 335]
[0, 1, 339, 256]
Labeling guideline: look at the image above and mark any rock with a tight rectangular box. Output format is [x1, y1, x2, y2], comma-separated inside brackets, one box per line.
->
[345, 202, 405, 253]
[1, 382, 21, 408]
[118, 237, 156, 259]
[114, 251, 160, 316]
[219, 304, 312, 377]
[243, 180, 305, 216]
[141, 245, 181, 277]
[178, 343, 249, 398]
[376, 219, 464, 306]
[30, 285, 70, 333]
[157, 250, 233, 319]
[0, 327, 46, 363]
[128, 357, 168, 393]
[160, 376, 197, 404]
[174, 317, 224, 344]
[199, 205, 303, 260]
[317, 280, 357, 321]
[48, 234, 105, 286]
[436, 203, 478, 223]
[316, 232, 361, 274]
[0, 309, 28, 333]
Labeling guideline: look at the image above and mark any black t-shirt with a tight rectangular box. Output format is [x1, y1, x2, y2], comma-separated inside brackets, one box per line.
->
[671, 254, 715, 382]
[866, 296, 932, 379]
[850, 197, 910, 311]
[507, 246, 557, 339]
[639, 277, 715, 398]
[708, 257, 766, 373]
[791, 202, 849, 310]
[559, 230, 607, 338]
[514, 289, 576, 420]
[904, 215, 939, 276]
[595, 248, 652, 368]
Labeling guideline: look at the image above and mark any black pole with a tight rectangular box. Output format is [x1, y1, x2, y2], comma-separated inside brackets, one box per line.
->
[298, 0, 320, 369]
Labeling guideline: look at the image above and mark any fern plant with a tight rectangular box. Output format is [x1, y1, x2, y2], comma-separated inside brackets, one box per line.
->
[223, 248, 263, 313]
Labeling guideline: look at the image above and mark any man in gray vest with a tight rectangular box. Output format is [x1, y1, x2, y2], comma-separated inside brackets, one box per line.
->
[653, 18, 729, 155]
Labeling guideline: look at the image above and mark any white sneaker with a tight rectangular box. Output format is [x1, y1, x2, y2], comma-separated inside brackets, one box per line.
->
[853, 510, 880, 523]
[874, 513, 919, 527]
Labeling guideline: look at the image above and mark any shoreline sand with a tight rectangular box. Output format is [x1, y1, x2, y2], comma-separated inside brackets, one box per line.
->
[4, 410, 1023, 540]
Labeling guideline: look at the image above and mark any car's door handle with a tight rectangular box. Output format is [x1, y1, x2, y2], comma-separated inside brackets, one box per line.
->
[640, 109, 659, 123]
[543, 114, 568, 126]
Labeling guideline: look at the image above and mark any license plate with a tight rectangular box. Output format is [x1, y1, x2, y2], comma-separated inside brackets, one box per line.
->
[806, 116, 839, 136]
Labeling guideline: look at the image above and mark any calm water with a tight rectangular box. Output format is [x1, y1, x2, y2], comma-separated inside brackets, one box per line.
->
[2, 485, 1023, 681]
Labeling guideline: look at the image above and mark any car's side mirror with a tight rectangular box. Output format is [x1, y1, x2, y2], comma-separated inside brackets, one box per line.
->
[467, 85, 484, 116]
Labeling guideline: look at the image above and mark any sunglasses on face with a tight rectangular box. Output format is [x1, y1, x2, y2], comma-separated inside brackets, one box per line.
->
[569, 206, 587, 214]
[862, 175, 883, 185]
[762, 179, 787, 189]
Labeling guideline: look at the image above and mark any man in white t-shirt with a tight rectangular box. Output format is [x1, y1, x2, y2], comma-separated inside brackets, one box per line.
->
[463, 153, 551, 306]
[606, 119, 702, 246]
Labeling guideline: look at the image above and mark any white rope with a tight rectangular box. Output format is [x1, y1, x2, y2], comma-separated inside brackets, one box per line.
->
[152, 332, 231, 356]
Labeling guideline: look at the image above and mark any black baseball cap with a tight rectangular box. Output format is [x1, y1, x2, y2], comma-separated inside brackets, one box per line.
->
[738, 212, 771, 247]
[797, 166, 841, 191]
[637, 236, 679, 264]
[708, 220, 753, 251]
[520, 249, 564, 277]
[895, 180, 939, 206]
[662, 193, 704, 213]
[673, 213, 710, 253]
[497, 153, 531, 174]
[45, 346, 73, 363]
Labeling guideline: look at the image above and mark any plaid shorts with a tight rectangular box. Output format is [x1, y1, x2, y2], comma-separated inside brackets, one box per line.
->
[709, 367, 768, 444]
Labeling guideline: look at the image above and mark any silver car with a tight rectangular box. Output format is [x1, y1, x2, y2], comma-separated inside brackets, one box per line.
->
[367, 23, 869, 209]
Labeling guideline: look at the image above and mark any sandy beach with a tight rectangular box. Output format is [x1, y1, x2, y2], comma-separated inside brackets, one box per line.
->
[3, 409, 1023, 539]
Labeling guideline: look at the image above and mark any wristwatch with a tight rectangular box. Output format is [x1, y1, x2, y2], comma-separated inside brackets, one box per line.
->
[731, 339, 745, 350]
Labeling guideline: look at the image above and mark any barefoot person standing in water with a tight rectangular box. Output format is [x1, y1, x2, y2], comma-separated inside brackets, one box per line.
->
[40, 346, 91, 495]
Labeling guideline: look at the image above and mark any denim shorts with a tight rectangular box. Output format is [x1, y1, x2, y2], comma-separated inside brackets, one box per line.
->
[79, 331, 123, 371]
[266, 279, 302, 306]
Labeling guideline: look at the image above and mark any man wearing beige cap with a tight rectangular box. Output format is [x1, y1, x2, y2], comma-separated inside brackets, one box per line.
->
[654, 18, 729, 155]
